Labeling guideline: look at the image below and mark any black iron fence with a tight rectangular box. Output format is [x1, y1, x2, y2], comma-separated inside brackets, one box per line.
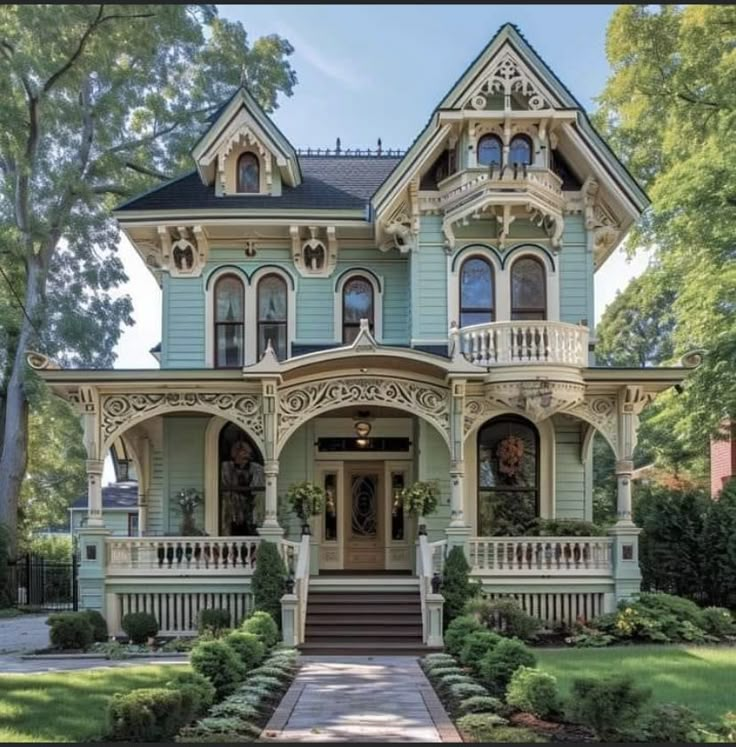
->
[6, 554, 78, 610]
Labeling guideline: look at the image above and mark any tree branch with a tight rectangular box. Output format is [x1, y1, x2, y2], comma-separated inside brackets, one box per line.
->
[124, 161, 171, 181]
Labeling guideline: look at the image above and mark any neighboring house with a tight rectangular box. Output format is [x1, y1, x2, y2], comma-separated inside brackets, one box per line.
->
[69, 482, 140, 538]
[35, 24, 692, 647]
[711, 420, 736, 497]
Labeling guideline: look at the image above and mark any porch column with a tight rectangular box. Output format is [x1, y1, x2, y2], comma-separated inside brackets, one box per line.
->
[86, 459, 105, 528]
[258, 378, 283, 539]
[446, 379, 471, 552]
[615, 459, 634, 525]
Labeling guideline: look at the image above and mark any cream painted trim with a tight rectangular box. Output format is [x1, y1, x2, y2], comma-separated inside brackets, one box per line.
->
[247, 266, 296, 364]
[447, 243, 559, 329]
[315, 460, 344, 570]
[464, 413, 555, 534]
[205, 267, 248, 369]
[334, 270, 383, 344]
[204, 416, 227, 535]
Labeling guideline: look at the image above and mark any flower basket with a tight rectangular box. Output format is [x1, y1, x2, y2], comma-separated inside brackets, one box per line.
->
[286, 481, 326, 534]
[176, 488, 202, 536]
[398, 481, 440, 522]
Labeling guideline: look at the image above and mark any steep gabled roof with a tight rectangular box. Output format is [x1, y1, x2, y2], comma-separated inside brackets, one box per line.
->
[70, 481, 138, 510]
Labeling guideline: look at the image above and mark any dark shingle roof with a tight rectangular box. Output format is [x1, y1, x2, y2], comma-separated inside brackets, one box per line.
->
[71, 481, 138, 510]
[117, 156, 401, 213]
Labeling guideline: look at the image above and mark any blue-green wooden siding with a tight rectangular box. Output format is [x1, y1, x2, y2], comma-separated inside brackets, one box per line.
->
[416, 420, 451, 542]
[163, 416, 207, 532]
[553, 416, 586, 520]
[71, 510, 133, 536]
[413, 216, 448, 343]
[559, 214, 593, 329]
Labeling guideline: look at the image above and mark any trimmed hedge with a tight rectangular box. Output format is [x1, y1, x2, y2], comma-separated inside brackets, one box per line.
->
[80, 609, 108, 642]
[241, 610, 279, 649]
[251, 542, 286, 625]
[478, 638, 536, 697]
[190, 640, 247, 699]
[121, 611, 159, 644]
[224, 631, 265, 670]
[107, 688, 189, 742]
[198, 608, 232, 636]
[47, 612, 94, 650]
[444, 614, 484, 657]
[506, 666, 562, 719]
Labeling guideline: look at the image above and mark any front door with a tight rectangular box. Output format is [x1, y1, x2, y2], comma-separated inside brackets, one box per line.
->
[344, 463, 383, 570]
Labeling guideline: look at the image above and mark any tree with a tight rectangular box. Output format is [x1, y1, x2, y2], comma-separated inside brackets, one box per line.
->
[0, 5, 297, 555]
[595, 5, 736, 453]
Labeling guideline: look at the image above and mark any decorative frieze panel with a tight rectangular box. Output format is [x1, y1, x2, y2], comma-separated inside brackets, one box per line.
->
[276, 377, 450, 451]
[100, 392, 263, 450]
[142, 226, 210, 278]
[567, 395, 618, 457]
[290, 225, 338, 277]
[466, 50, 549, 111]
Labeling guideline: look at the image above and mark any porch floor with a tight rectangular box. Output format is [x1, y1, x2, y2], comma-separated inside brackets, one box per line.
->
[261, 656, 459, 742]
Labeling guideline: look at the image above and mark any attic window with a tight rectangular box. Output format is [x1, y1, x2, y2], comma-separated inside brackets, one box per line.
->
[478, 135, 502, 167]
[509, 135, 532, 167]
[237, 152, 260, 193]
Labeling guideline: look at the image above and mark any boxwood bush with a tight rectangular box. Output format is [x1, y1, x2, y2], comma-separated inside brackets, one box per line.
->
[121, 611, 159, 644]
[459, 630, 502, 672]
[107, 688, 188, 742]
[478, 638, 536, 697]
[166, 671, 216, 718]
[197, 608, 232, 636]
[47, 612, 94, 650]
[444, 614, 484, 657]
[241, 610, 280, 649]
[190, 640, 247, 699]
[80, 609, 108, 642]
[506, 666, 562, 719]
[457, 695, 504, 715]
[251, 542, 286, 625]
[224, 631, 265, 670]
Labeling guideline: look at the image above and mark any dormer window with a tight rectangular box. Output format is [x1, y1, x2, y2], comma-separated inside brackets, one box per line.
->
[509, 135, 532, 167]
[237, 152, 260, 193]
[478, 135, 502, 167]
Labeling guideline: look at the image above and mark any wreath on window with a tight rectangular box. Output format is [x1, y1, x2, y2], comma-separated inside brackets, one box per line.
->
[497, 435, 525, 478]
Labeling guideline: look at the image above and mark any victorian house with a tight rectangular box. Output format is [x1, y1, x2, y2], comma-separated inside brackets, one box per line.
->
[36, 24, 691, 652]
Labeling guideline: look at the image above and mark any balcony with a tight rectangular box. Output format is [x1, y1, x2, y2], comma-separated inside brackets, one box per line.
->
[451, 320, 589, 368]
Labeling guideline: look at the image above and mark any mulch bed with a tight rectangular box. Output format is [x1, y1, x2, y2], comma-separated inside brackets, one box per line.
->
[510, 712, 597, 742]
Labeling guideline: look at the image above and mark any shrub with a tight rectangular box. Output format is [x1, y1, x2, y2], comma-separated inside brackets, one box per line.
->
[251, 542, 286, 626]
[638, 703, 702, 743]
[79, 609, 108, 642]
[700, 606, 736, 637]
[248, 665, 291, 681]
[465, 596, 543, 641]
[567, 674, 651, 741]
[198, 608, 232, 636]
[121, 611, 159, 644]
[224, 631, 265, 670]
[456, 715, 544, 743]
[448, 682, 489, 707]
[505, 666, 562, 719]
[426, 666, 464, 680]
[176, 717, 262, 743]
[457, 695, 504, 715]
[166, 671, 216, 718]
[241, 609, 280, 649]
[532, 518, 605, 537]
[442, 546, 477, 626]
[245, 674, 284, 691]
[209, 698, 261, 721]
[190, 640, 247, 699]
[459, 630, 502, 672]
[107, 687, 187, 741]
[477, 638, 536, 697]
[435, 673, 475, 693]
[444, 614, 484, 657]
[47, 612, 94, 650]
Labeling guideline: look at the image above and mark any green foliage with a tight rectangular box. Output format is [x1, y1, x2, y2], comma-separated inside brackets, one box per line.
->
[638, 703, 703, 743]
[121, 611, 159, 644]
[444, 614, 483, 657]
[458, 631, 502, 673]
[107, 687, 189, 742]
[456, 715, 544, 743]
[398, 481, 440, 517]
[457, 695, 504, 715]
[423, 653, 457, 666]
[190, 640, 247, 700]
[166, 671, 216, 717]
[79, 609, 107, 643]
[568, 674, 651, 741]
[447, 683, 489, 709]
[441, 547, 477, 627]
[241, 609, 280, 649]
[700, 607, 736, 637]
[285, 481, 326, 524]
[251, 543, 286, 627]
[700, 484, 736, 607]
[197, 608, 231, 636]
[23, 535, 74, 563]
[0, 524, 11, 607]
[464, 597, 542, 641]
[224, 631, 265, 671]
[426, 666, 464, 680]
[505, 666, 562, 719]
[177, 717, 262, 743]
[435, 673, 475, 694]
[47, 612, 94, 650]
[477, 638, 537, 697]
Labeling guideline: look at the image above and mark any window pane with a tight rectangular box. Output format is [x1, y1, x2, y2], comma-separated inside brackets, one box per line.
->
[460, 258, 493, 319]
[324, 473, 338, 541]
[512, 258, 545, 312]
[343, 325, 360, 345]
[216, 324, 243, 367]
[258, 276, 287, 321]
[219, 423, 264, 536]
[344, 278, 373, 323]
[461, 311, 494, 327]
[509, 136, 532, 166]
[215, 277, 243, 322]
[259, 323, 287, 360]
[478, 136, 502, 166]
[511, 310, 546, 321]
[238, 153, 259, 192]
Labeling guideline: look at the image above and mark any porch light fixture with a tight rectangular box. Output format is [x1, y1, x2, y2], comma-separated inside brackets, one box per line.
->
[354, 420, 371, 447]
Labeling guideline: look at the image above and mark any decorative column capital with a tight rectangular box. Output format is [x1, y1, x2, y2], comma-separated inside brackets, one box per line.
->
[85, 459, 104, 476]
[615, 459, 634, 475]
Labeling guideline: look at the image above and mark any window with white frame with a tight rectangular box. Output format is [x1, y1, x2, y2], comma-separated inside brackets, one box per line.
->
[257, 273, 288, 360]
[214, 274, 245, 368]
[335, 271, 382, 345]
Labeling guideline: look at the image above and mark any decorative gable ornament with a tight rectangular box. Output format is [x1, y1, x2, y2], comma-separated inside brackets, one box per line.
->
[290, 226, 337, 277]
[151, 225, 210, 278]
[466, 49, 549, 111]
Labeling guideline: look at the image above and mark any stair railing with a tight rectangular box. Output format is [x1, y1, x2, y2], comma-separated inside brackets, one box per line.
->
[416, 534, 445, 647]
[280, 533, 311, 646]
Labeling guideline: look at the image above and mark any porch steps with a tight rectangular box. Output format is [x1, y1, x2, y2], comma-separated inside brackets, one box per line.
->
[301, 584, 439, 656]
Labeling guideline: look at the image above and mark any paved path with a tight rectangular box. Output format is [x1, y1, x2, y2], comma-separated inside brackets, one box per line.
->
[0, 614, 49, 654]
[0, 654, 188, 674]
[262, 656, 459, 743]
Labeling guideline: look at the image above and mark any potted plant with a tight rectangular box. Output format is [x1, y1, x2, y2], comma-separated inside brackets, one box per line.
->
[398, 480, 440, 533]
[177, 488, 202, 536]
[286, 481, 326, 535]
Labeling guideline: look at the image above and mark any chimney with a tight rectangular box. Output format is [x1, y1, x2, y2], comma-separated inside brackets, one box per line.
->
[710, 419, 736, 498]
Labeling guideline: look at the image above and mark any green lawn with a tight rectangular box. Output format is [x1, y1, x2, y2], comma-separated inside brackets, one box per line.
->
[0, 664, 187, 742]
[537, 645, 736, 725]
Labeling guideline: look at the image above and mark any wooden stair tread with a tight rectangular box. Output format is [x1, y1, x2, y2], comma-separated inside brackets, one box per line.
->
[305, 626, 423, 637]
[306, 614, 421, 625]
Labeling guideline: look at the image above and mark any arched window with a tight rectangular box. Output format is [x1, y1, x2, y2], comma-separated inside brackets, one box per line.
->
[214, 274, 244, 368]
[342, 276, 374, 344]
[477, 135, 503, 167]
[257, 274, 288, 360]
[511, 257, 546, 320]
[509, 135, 533, 167]
[237, 152, 260, 193]
[459, 257, 494, 327]
[218, 423, 264, 536]
[478, 416, 539, 535]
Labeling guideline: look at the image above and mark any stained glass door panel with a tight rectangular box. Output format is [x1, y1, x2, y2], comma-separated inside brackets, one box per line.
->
[344, 466, 383, 569]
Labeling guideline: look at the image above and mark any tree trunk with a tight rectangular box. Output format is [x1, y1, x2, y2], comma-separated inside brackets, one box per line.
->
[0, 258, 44, 561]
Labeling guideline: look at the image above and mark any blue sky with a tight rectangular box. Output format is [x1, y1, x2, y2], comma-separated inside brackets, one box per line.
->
[111, 4, 650, 374]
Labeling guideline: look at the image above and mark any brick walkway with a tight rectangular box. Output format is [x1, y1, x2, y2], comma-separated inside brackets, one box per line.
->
[262, 656, 460, 743]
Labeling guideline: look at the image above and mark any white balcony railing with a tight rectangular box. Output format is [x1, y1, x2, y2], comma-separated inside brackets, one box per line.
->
[469, 536, 613, 576]
[452, 320, 589, 367]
